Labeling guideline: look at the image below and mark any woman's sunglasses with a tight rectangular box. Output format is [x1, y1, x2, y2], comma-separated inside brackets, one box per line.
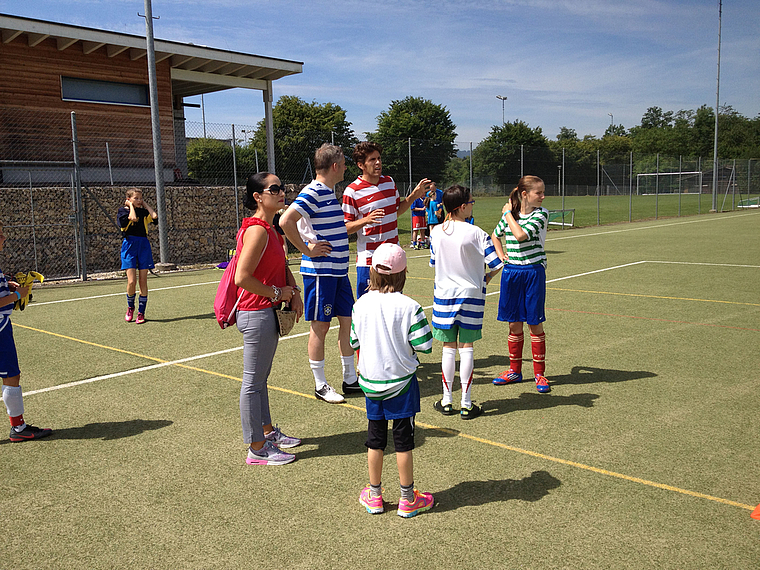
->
[263, 184, 286, 194]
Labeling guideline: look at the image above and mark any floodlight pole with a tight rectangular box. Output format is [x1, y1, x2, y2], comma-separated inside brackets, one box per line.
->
[496, 95, 507, 125]
[142, 0, 170, 265]
[711, 0, 722, 213]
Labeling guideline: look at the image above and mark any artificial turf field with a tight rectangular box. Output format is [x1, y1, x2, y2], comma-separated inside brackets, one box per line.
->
[2, 205, 759, 569]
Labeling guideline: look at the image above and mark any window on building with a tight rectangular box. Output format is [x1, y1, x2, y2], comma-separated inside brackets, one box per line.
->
[61, 76, 149, 107]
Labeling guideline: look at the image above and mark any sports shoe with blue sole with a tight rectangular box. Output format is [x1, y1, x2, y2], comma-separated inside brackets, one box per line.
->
[493, 369, 522, 385]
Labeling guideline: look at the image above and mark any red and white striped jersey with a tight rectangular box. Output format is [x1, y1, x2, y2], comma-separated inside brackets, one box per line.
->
[342, 175, 401, 267]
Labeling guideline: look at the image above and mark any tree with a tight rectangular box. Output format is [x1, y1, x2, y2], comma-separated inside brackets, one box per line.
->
[604, 124, 627, 138]
[250, 95, 358, 183]
[187, 137, 233, 183]
[473, 120, 551, 185]
[640, 106, 674, 129]
[442, 155, 470, 187]
[369, 96, 457, 186]
[557, 127, 578, 142]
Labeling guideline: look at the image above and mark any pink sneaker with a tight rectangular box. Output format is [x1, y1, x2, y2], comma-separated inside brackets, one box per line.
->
[359, 485, 384, 514]
[535, 374, 551, 393]
[397, 489, 434, 518]
[136, 312, 146, 324]
[125, 307, 134, 322]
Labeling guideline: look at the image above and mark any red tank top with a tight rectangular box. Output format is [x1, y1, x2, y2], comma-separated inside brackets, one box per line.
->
[237, 217, 288, 312]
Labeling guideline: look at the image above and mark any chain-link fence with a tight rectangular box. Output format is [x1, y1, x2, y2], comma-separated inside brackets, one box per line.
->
[1, 106, 757, 281]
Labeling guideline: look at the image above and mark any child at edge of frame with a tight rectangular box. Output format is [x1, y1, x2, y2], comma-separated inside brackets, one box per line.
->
[349, 242, 435, 518]
[0, 221, 53, 442]
[117, 188, 157, 325]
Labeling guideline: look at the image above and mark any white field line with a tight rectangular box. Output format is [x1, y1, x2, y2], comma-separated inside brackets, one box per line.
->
[2, 329, 312, 401]
[29, 280, 221, 307]
[14, 257, 756, 401]
[26, 210, 755, 308]
[28, 255, 432, 308]
[546, 210, 757, 242]
[646, 260, 760, 269]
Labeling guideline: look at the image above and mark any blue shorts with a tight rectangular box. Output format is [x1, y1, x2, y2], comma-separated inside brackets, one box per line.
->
[0, 319, 20, 379]
[303, 274, 354, 322]
[121, 236, 155, 270]
[365, 375, 421, 421]
[355, 266, 371, 299]
[497, 264, 546, 325]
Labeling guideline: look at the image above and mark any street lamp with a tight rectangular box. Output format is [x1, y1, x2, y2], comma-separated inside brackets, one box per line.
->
[608, 113, 613, 126]
[496, 95, 507, 125]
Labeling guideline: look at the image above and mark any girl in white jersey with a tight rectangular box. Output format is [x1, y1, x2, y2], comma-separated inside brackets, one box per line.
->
[491, 176, 551, 393]
[429, 185, 504, 419]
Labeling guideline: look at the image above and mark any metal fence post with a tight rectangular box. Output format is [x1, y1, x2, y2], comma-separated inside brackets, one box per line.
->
[231, 124, 240, 228]
[27, 172, 39, 272]
[408, 138, 412, 194]
[143, 0, 170, 265]
[655, 153, 659, 219]
[70, 111, 87, 280]
[561, 147, 566, 217]
[698, 157, 702, 213]
[469, 142, 473, 191]
[678, 155, 682, 217]
[629, 151, 633, 222]
[596, 149, 600, 225]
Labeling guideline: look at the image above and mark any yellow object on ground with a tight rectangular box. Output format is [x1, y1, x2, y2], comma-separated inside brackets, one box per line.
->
[13, 270, 44, 311]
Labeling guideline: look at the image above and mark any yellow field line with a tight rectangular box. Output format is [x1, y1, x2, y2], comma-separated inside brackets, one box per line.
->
[14, 322, 755, 513]
[547, 287, 760, 307]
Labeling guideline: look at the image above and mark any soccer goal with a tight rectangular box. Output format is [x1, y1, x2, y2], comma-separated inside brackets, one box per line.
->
[636, 171, 703, 195]
[738, 196, 760, 209]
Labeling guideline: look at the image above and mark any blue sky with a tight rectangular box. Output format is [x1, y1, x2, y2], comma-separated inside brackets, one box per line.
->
[6, 1, 759, 146]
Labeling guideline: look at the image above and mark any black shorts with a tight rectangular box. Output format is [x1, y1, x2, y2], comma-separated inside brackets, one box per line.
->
[365, 416, 415, 453]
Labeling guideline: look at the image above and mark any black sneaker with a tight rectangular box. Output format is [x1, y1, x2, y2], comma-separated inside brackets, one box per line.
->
[342, 380, 363, 394]
[434, 400, 457, 416]
[9, 424, 52, 442]
[460, 404, 483, 420]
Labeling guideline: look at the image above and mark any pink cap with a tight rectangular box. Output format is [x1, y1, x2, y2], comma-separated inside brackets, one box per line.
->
[371, 243, 407, 275]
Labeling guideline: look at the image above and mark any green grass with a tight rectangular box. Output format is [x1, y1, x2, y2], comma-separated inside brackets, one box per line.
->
[2, 210, 760, 569]
[396, 192, 757, 236]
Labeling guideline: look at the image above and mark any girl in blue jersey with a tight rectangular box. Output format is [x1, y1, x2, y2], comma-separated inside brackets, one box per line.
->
[491, 176, 550, 393]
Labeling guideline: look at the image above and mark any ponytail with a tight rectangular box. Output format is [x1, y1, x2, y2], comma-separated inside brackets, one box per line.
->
[510, 175, 544, 220]
[509, 187, 521, 220]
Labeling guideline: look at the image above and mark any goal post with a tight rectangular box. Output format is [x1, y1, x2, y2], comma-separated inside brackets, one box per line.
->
[635, 171, 704, 195]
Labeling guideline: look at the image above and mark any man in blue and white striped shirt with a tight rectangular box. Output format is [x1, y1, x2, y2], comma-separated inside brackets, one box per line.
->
[280, 144, 355, 404]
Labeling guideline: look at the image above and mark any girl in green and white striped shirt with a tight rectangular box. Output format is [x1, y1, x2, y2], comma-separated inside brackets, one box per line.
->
[491, 175, 551, 394]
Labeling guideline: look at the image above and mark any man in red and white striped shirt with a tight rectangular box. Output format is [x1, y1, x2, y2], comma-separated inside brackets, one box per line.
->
[342, 141, 431, 299]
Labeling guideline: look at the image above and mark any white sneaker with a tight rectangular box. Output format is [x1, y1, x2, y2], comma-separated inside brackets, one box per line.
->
[315, 384, 345, 404]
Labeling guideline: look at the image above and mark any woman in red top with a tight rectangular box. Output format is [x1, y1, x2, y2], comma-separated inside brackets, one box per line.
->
[235, 172, 304, 466]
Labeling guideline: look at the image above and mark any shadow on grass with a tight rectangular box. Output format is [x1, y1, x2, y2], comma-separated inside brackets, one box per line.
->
[149, 312, 216, 323]
[0, 419, 174, 445]
[417, 360, 657, 397]
[417, 355, 515, 397]
[432, 470, 561, 513]
[481, 392, 599, 417]
[296, 425, 459, 460]
[551, 366, 657, 386]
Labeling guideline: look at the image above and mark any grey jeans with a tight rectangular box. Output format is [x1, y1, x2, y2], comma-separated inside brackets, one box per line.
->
[236, 308, 279, 444]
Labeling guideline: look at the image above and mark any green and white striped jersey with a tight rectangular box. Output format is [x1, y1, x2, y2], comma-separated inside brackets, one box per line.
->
[493, 207, 548, 267]
[350, 291, 433, 400]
